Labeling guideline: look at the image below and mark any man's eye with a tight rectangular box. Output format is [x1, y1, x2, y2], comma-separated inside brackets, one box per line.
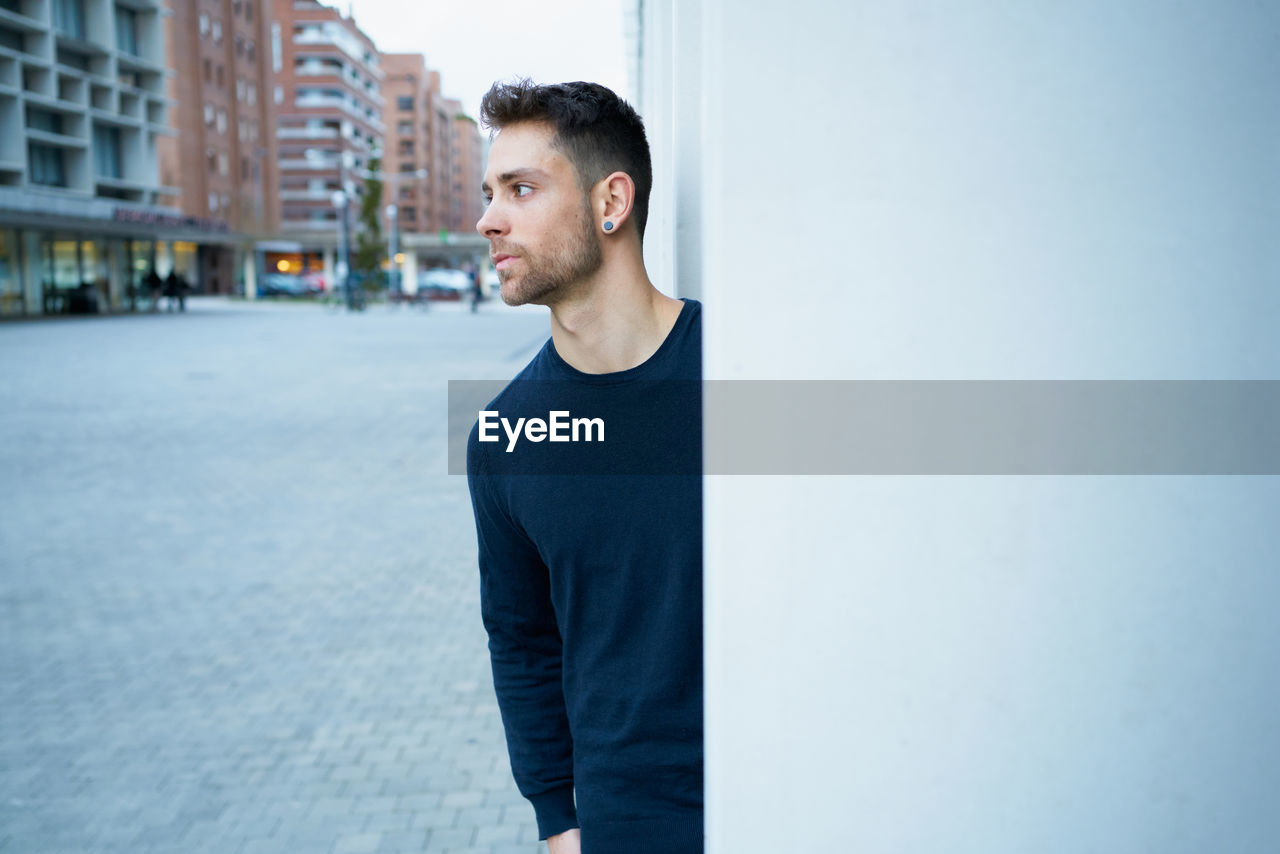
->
[514, 184, 533, 198]
[482, 195, 492, 206]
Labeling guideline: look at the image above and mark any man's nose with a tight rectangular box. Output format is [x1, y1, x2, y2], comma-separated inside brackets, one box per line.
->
[476, 203, 504, 238]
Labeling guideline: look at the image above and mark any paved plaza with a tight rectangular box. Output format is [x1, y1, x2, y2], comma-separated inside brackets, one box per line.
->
[0, 298, 553, 853]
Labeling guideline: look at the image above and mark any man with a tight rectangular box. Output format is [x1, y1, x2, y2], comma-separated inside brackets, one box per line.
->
[467, 80, 703, 854]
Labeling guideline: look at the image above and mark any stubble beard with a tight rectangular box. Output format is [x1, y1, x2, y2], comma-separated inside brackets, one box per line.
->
[497, 203, 603, 307]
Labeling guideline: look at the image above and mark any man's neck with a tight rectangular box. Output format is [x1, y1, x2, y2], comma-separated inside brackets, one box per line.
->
[547, 257, 685, 375]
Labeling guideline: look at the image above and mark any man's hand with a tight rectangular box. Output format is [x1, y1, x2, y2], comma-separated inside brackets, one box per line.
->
[547, 827, 581, 854]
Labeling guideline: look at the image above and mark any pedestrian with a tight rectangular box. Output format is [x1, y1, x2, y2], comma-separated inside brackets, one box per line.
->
[176, 273, 187, 312]
[466, 80, 702, 854]
[163, 270, 178, 312]
[145, 269, 162, 311]
[469, 265, 482, 313]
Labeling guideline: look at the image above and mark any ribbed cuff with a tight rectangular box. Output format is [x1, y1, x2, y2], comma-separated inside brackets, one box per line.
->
[528, 784, 578, 840]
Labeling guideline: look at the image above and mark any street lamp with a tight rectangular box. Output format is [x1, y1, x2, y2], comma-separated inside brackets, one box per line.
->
[331, 189, 352, 310]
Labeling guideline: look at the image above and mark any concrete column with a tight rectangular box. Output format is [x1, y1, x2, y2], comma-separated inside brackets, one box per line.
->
[322, 247, 335, 292]
[106, 240, 124, 311]
[661, 2, 1280, 852]
[20, 230, 42, 316]
[401, 251, 419, 295]
[243, 250, 257, 300]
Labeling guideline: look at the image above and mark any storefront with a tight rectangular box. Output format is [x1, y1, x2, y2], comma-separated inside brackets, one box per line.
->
[0, 195, 241, 318]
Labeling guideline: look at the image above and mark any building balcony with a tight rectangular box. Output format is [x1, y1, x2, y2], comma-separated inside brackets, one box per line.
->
[280, 188, 335, 201]
[278, 126, 340, 140]
[25, 128, 88, 149]
[53, 31, 111, 58]
[295, 93, 348, 110]
[277, 157, 341, 171]
[116, 50, 167, 77]
[0, 5, 44, 34]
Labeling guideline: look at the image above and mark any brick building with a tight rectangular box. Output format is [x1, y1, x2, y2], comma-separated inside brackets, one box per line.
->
[266, 0, 383, 280]
[380, 52, 431, 231]
[157, 0, 280, 294]
[382, 55, 482, 236]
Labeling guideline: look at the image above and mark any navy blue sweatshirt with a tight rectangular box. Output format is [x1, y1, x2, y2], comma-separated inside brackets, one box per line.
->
[467, 299, 702, 854]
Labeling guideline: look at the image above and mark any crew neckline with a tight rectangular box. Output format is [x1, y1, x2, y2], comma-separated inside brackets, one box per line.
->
[544, 298, 697, 385]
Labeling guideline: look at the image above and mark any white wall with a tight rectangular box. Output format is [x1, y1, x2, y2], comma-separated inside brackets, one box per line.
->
[643, 1, 1280, 851]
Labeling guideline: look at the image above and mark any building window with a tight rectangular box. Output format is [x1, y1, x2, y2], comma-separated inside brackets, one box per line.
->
[203, 103, 214, 125]
[199, 13, 209, 35]
[114, 6, 138, 56]
[218, 152, 228, 176]
[246, 40, 254, 62]
[206, 148, 216, 173]
[397, 140, 413, 156]
[29, 143, 67, 187]
[241, 157, 249, 180]
[400, 162, 416, 173]
[208, 192, 219, 212]
[0, 26, 24, 52]
[246, 83, 256, 106]
[202, 58, 212, 82]
[211, 20, 222, 44]
[93, 125, 122, 179]
[402, 207, 416, 222]
[27, 107, 64, 135]
[216, 110, 226, 134]
[397, 121, 412, 135]
[216, 64, 224, 87]
[397, 96, 412, 111]
[52, 0, 86, 40]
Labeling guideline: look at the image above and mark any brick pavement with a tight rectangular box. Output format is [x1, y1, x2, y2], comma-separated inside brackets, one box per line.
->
[0, 298, 552, 853]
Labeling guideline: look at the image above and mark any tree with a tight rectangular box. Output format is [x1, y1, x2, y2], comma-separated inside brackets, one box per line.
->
[353, 156, 385, 292]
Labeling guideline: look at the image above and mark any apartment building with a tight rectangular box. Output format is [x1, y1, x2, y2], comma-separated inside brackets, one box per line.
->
[450, 111, 481, 233]
[380, 52, 430, 232]
[266, 0, 382, 277]
[157, 0, 280, 295]
[0, 0, 213, 316]
[381, 55, 482, 237]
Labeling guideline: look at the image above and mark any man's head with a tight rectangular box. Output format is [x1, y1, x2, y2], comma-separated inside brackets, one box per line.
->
[476, 80, 652, 306]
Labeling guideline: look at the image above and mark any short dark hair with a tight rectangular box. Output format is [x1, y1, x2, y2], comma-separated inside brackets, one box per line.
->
[480, 79, 653, 242]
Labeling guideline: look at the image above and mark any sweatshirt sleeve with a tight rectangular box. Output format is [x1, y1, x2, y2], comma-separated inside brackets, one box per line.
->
[467, 440, 577, 839]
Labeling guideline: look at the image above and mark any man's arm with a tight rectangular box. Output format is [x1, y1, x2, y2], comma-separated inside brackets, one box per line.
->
[467, 460, 578, 839]
[547, 828, 581, 854]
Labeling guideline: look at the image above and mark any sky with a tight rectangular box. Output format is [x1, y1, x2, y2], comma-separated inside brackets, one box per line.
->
[340, 0, 631, 125]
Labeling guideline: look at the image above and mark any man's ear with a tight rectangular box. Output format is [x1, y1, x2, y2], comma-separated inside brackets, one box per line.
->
[594, 172, 636, 233]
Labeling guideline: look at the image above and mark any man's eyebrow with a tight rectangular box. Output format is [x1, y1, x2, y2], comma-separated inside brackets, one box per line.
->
[483, 168, 550, 194]
[497, 168, 550, 184]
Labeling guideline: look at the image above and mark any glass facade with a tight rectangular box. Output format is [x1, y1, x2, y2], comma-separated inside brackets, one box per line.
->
[0, 229, 22, 317]
[0, 222, 235, 318]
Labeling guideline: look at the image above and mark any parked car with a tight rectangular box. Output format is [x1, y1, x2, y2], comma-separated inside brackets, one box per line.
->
[417, 268, 471, 301]
[257, 273, 312, 297]
[300, 271, 327, 293]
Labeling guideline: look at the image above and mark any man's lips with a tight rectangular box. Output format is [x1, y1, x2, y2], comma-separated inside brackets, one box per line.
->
[491, 254, 517, 270]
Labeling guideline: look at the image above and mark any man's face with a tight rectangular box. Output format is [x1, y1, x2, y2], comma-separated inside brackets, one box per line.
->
[476, 122, 603, 307]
